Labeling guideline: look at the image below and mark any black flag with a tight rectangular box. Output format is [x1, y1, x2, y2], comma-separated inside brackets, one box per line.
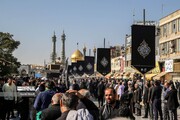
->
[84, 56, 94, 75]
[131, 25, 155, 74]
[97, 48, 111, 76]
[68, 65, 73, 75]
[76, 60, 85, 75]
[72, 63, 77, 75]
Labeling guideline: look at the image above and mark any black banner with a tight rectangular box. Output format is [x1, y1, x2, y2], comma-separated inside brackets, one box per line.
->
[131, 25, 155, 74]
[76, 60, 85, 75]
[84, 56, 94, 75]
[71, 63, 77, 74]
[68, 65, 73, 75]
[97, 48, 111, 76]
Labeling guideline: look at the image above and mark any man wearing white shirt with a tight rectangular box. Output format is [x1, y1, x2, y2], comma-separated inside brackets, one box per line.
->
[117, 82, 125, 100]
[2, 77, 17, 120]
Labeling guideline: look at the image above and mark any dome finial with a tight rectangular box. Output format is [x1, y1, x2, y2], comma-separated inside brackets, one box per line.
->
[77, 42, 79, 49]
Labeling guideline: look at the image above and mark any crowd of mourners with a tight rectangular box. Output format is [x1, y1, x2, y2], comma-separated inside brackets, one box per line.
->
[0, 76, 179, 120]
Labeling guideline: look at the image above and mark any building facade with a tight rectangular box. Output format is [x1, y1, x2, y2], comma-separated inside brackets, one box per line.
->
[159, 9, 180, 81]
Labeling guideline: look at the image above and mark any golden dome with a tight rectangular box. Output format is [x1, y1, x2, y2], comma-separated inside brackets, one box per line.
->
[71, 49, 84, 63]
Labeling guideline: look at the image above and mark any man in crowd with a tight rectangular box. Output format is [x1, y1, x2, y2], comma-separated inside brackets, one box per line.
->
[77, 89, 99, 120]
[0, 78, 5, 120]
[97, 81, 105, 108]
[99, 87, 121, 120]
[117, 81, 125, 100]
[39, 93, 62, 120]
[163, 82, 170, 120]
[72, 79, 80, 91]
[33, 81, 56, 111]
[165, 84, 179, 120]
[134, 83, 142, 116]
[56, 90, 93, 120]
[2, 76, 17, 120]
[151, 80, 163, 120]
[148, 80, 154, 119]
[99, 87, 134, 120]
[142, 81, 150, 118]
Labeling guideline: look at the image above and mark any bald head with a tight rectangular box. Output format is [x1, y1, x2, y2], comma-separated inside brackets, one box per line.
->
[52, 93, 62, 105]
[78, 89, 90, 98]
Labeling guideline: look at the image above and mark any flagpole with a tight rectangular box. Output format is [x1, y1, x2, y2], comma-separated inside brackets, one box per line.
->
[104, 38, 105, 48]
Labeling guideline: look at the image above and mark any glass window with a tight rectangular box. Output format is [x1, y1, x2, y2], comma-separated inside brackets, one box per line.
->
[167, 23, 169, 35]
[160, 44, 164, 55]
[172, 20, 177, 33]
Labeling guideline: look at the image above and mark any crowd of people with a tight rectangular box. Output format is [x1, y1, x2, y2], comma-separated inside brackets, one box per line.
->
[0, 76, 179, 120]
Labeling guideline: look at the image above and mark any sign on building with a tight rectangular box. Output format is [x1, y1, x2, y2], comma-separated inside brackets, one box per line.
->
[165, 60, 173, 72]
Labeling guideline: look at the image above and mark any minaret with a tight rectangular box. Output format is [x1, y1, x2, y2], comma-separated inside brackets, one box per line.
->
[93, 46, 96, 63]
[83, 45, 86, 56]
[61, 30, 66, 65]
[51, 32, 57, 63]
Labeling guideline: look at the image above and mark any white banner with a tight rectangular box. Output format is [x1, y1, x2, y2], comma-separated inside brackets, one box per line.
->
[165, 60, 173, 72]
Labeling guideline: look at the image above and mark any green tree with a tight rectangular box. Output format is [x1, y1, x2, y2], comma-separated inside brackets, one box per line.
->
[0, 32, 21, 76]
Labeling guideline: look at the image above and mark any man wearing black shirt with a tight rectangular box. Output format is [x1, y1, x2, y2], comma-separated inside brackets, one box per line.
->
[99, 87, 120, 120]
[151, 80, 163, 120]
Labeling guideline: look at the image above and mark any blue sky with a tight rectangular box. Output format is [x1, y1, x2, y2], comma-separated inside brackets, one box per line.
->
[0, 0, 179, 65]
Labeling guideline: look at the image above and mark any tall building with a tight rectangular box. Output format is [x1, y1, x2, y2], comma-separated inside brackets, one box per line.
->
[51, 32, 57, 63]
[158, 9, 180, 81]
[61, 31, 66, 65]
[110, 45, 121, 58]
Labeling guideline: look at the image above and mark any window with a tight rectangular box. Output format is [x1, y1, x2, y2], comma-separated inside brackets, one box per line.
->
[166, 23, 169, 35]
[164, 42, 168, 54]
[178, 19, 180, 32]
[160, 44, 165, 55]
[172, 20, 177, 33]
[177, 38, 180, 52]
[172, 40, 176, 53]
[163, 24, 167, 36]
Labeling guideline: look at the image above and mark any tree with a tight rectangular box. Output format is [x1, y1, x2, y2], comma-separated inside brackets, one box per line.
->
[0, 32, 21, 76]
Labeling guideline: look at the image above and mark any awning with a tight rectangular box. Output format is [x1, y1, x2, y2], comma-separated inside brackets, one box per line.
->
[95, 72, 104, 77]
[124, 72, 131, 76]
[145, 74, 157, 80]
[153, 72, 167, 80]
[113, 73, 122, 79]
[105, 72, 113, 79]
[113, 72, 120, 77]
[123, 72, 131, 79]
[129, 73, 135, 79]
